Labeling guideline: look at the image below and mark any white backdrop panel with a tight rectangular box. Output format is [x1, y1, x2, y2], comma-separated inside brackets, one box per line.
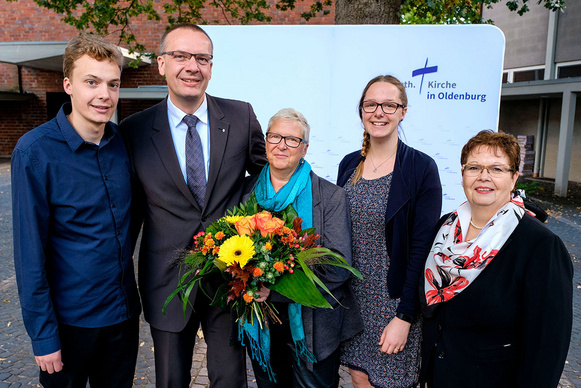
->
[203, 25, 505, 214]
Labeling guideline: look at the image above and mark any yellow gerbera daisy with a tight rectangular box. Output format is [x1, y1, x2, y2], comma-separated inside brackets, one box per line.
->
[217, 235, 255, 268]
[224, 215, 243, 224]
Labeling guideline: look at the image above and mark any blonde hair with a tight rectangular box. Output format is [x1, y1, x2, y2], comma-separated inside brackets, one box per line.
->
[351, 75, 407, 185]
[63, 34, 123, 79]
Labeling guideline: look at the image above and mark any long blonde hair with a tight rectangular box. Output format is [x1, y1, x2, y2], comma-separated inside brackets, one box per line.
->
[351, 75, 407, 185]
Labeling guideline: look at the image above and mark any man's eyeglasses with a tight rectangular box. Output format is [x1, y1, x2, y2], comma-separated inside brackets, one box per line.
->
[462, 163, 514, 177]
[362, 101, 405, 114]
[161, 51, 213, 66]
[265, 132, 305, 148]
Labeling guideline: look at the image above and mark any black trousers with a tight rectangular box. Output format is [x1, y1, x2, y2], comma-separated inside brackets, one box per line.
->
[249, 306, 341, 388]
[39, 315, 139, 388]
[150, 294, 247, 388]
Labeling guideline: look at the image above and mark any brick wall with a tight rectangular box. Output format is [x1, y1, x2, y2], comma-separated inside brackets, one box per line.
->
[121, 65, 165, 88]
[0, 0, 334, 154]
[118, 99, 163, 121]
[1, 0, 334, 51]
[0, 68, 64, 156]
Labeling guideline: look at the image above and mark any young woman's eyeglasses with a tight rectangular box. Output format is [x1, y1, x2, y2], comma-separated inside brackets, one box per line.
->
[462, 163, 514, 177]
[265, 132, 305, 148]
[362, 101, 405, 114]
[161, 51, 213, 66]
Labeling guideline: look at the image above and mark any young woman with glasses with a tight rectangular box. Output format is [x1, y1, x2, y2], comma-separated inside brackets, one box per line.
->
[337, 75, 443, 388]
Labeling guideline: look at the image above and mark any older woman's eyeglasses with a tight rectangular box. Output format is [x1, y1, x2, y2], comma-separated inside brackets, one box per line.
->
[362, 101, 405, 114]
[265, 132, 305, 148]
[161, 51, 213, 66]
[462, 163, 514, 177]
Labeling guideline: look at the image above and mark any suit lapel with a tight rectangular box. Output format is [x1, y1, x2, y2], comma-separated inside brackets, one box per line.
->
[151, 98, 200, 210]
[205, 95, 229, 207]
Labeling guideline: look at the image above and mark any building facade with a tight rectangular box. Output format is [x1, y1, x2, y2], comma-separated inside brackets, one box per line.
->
[483, 0, 581, 194]
[0, 0, 333, 156]
[2, 0, 579, 194]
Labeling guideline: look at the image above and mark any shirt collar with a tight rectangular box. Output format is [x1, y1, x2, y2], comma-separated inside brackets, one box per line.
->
[167, 94, 209, 125]
[56, 103, 115, 151]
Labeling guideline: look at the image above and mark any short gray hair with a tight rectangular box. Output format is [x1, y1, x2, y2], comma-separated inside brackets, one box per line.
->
[267, 108, 310, 143]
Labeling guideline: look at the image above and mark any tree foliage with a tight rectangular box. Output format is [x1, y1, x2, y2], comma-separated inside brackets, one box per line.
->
[400, 0, 566, 24]
[12, 0, 567, 58]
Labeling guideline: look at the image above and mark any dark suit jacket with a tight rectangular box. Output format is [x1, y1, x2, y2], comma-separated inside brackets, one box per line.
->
[245, 171, 364, 361]
[337, 140, 442, 318]
[120, 95, 267, 332]
[421, 213, 573, 388]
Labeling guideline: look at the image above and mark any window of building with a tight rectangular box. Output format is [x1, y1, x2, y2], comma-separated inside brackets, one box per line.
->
[513, 69, 545, 83]
[557, 64, 581, 79]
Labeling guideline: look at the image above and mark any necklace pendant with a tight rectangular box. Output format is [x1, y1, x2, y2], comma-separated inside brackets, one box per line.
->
[373, 168, 377, 173]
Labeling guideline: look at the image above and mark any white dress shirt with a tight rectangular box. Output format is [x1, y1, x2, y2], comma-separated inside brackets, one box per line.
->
[167, 95, 211, 182]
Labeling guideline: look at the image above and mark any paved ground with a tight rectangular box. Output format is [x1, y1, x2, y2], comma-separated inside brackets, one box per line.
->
[0, 158, 579, 387]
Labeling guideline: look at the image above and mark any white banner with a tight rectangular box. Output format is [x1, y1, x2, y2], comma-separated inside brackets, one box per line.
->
[204, 25, 505, 214]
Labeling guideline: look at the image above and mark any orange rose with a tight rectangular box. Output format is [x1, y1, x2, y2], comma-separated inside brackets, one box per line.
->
[235, 216, 256, 236]
[253, 267, 264, 277]
[273, 262, 285, 272]
[243, 293, 254, 303]
[255, 212, 285, 237]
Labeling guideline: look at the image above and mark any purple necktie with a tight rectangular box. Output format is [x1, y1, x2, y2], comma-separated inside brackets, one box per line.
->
[183, 115, 206, 206]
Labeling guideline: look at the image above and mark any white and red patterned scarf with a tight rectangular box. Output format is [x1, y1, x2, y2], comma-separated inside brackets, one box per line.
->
[424, 197, 526, 306]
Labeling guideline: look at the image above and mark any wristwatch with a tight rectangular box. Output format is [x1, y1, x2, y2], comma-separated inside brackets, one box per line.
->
[396, 312, 413, 323]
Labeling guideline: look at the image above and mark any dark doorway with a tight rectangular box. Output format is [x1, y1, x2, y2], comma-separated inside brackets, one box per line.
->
[46, 92, 70, 120]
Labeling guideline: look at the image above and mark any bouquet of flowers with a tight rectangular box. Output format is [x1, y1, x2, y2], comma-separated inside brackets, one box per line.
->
[163, 193, 361, 330]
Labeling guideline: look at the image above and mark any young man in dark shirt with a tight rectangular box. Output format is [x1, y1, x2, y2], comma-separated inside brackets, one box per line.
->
[12, 33, 140, 388]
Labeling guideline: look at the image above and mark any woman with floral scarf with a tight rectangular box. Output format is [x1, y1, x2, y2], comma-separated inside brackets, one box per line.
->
[421, 130, 573, 387]
[243, 108, 363, 387]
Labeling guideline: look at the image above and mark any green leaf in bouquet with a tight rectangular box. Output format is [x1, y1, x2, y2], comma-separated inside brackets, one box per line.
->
[163, 258, 220, 318]
[229, 193, 259, 217]
[268, 269, 332, 309]
[299, 227, 316, 236]
[294, 247, 363, 306]
[209, 283, 230, 307]
[162, 265, 197, 316]
[297, 247, 362, 279]
[283, 203, 298, 224]
[184, 250, 207, 268]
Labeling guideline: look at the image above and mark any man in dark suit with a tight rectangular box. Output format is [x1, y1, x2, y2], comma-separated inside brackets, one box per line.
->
[120, 24, 267, 388]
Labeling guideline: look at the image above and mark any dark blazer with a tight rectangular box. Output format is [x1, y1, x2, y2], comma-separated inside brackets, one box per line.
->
[421, 213, 573, 388]
[245, 171, 363, 361]
[337, 140, 442, 318]
[120, 95, 267, 332]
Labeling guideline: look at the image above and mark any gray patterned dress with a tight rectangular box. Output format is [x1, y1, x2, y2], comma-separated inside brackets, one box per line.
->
[340, 172, 421, 388]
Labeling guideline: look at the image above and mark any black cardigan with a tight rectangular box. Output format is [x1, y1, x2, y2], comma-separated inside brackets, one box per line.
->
[421, 213, 573, 388]
[337, 140, 442, 318]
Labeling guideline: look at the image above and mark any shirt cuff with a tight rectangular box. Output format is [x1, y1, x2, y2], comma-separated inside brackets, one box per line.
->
[31, 334, 61, 357]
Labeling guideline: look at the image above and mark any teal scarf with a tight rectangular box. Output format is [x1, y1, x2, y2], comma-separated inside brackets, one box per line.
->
[239, 159, 317, 382]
